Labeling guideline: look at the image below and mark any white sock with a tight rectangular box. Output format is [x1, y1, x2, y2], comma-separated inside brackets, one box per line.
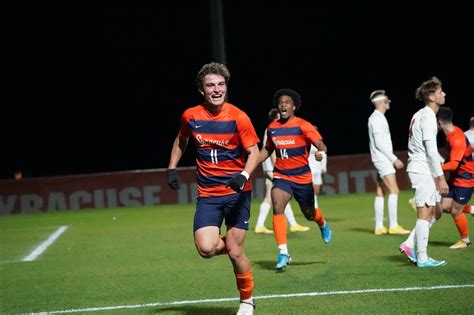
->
[284, 203, 297, 227]
[415, 219, 430, 263]
[429, 217, 437, 228]
[314, 194, 319, 208]
[462, 237, 471, 243]
[375, 196, 384, 229]
[404, 228, 416, 248]
[278, 244, 288, 255]
[256, 202, 271, 228]
[388, 194, 399, 229]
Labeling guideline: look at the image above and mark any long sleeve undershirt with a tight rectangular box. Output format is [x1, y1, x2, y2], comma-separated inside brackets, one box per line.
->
[424, 139, 444, 177]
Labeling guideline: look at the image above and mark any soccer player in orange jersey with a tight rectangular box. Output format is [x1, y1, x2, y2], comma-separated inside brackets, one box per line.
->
[437, 106, 473, 249]
[257, 88, 332, 270]
[167, 62, 260, 315]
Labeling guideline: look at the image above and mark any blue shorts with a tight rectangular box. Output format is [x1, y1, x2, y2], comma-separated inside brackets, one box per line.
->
[272, 178, 314, 207]
[446, 185, 473, 205]
[194, 191, 251, 232]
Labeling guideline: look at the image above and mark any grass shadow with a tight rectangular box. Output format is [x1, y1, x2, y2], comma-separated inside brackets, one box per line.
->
[349, 227, 373, 234]
[253, 260, 325, 271]
[430, 241, 452, 247]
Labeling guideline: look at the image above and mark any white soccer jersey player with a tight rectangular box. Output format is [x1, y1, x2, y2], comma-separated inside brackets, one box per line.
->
[465, 129, 474, 159]
[262, 129, 274, 177]
[308, 144, 327, 185]
[368, 110, 397, 176]
[407, 106, 443, 177]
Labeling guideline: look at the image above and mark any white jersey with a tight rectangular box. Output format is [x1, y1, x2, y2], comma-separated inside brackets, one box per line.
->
[465, 129, 474, 159]
[308, 144, 327, 174]
[262, 129, 274, 172]
[368, 110, 397, 163]
[406, 106, 439, 175]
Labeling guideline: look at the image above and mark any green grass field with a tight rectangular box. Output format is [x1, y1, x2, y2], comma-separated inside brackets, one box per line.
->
[1, 190, 473, 314]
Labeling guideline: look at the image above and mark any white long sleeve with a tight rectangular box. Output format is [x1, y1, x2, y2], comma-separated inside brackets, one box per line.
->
[424, 139, 443, 177]
[374, 133, 397, 163]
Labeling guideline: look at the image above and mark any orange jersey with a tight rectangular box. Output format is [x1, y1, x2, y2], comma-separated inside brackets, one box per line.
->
[265, 116, 322, 184]
[443, 126, 474, 187]
[179, 103, 259, 197]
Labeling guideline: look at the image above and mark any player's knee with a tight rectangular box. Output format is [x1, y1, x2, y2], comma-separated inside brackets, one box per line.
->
[389, 187, 400, 195]
[303, 209, 315, 221]
[196, 244, 216, 259]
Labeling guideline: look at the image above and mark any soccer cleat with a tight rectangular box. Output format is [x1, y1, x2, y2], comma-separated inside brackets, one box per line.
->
[275, 254, 292, 270]
[408, 197, 417, 212]
[374, 226, 388, 235]
[255, 226, 274, 234]
[416, 257, 447, 268]
[290, 223, 310, 232]
[389, 225, 411, 235]
[236, 298, 255, 315]
[320, 223, 332, 243]
[399, 242, 417, 264]
[448, 240, 471, 249]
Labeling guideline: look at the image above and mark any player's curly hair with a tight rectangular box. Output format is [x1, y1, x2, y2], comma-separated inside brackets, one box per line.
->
[415, 76, 442, 103]
[273, 88, 302, 112]
[196, 62, 230, 92]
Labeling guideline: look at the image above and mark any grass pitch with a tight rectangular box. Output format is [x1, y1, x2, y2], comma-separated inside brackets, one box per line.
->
[1, 190, 473, 314]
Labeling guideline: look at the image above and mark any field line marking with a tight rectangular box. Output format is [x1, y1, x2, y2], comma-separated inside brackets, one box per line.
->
[30, 283, 474, 314]
[22, 226, 68, 262]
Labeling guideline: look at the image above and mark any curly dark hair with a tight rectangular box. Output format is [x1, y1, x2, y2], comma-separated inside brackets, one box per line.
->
[273, 88, 302, 112]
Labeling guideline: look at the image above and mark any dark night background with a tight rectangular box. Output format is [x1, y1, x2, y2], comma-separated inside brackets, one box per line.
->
[2, 2, 473, 180]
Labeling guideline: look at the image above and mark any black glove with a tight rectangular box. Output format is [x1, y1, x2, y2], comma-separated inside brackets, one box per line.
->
[226, 173, 248, 193]
[167, 169, 181, 190]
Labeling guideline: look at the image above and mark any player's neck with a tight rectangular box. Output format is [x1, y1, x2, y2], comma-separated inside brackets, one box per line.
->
[444, 124, 454, 135]
[204, 102, 225, 115]
[425, 102, 439, 113]
[279, 115, 295, 124]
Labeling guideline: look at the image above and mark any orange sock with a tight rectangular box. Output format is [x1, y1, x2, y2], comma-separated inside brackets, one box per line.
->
[314, 208, 326, 228]
[273, 214, 287, 246]
[236, 269, 254, 300]
[463, 204, 472, 214]
[454, 213, 469, 239]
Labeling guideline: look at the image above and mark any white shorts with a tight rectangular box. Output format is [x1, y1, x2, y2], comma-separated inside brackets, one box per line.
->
[408, 172, 441, 207]
[373, 159, 396, 178]
[312, 172, 323, 185]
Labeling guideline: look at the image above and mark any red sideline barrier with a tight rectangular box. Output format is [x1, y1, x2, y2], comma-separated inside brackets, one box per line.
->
[0, 151, 411, 214]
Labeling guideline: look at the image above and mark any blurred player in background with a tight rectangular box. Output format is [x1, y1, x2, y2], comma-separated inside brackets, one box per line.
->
[167, 62, 259, 314]
[255, 108, 310, 234]
[367, 90, 410, 236]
